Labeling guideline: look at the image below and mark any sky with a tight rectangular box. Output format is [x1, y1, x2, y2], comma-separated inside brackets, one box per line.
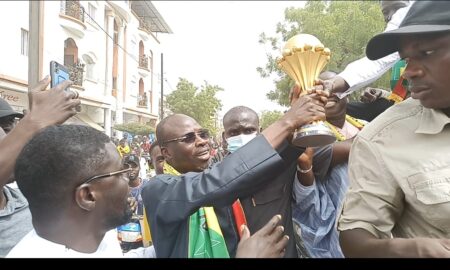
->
[152, 1, 307, 119]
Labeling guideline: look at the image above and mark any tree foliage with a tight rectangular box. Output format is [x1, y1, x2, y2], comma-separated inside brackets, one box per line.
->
[165, 78, 223, 135]
[258, 1, 390, 105]
[260, 110, 284, 130]
[113, 122, 155, 136]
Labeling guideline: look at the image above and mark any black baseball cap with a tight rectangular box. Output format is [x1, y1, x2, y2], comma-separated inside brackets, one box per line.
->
[123, 154, 139, 166]
[0, 98, 24, 119]
[366, 1, 450, 60]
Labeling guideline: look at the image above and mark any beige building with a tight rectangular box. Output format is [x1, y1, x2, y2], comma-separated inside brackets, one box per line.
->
[0, 0, 172, 137]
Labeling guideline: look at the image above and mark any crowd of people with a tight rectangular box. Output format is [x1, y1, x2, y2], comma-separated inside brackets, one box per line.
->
[1, 0, 450, 258]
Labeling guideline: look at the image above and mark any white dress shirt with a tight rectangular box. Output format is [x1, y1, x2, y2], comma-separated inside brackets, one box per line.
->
[337, 2, 413, 98]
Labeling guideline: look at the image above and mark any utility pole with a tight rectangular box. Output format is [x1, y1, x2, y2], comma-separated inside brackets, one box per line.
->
[160, 53, 164, 120]
[28, 1, 44, 110]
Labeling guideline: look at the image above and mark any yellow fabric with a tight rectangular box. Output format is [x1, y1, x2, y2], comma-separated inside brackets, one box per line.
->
[117, 145, 130, 158]
[163, 162, 181, 176]
[204, 207, 224, 238]
[141, 208, 152, 246]
[325, 115, 366, 141]
[345, 115, 365, 130]
[387, 92, 405, 104]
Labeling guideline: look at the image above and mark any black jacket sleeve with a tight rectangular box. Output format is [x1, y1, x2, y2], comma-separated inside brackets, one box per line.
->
[142, 135, 304, 224]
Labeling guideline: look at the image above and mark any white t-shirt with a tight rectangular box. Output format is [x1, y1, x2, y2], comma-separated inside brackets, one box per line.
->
[6, 229, 155, 258]
[139, 157, 148, 179]
[7, 229, 123, 258]
[337, 2, 413, 98]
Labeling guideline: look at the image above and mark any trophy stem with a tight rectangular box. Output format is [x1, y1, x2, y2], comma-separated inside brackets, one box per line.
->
[291, 121, 336, 147]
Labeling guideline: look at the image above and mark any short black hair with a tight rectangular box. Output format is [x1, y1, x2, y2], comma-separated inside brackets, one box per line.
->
[15, 125, 111, 220]
[223, 106, 259, 126]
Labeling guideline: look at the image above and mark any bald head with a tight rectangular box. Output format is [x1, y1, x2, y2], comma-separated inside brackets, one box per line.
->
[156, 114, 198, 145]
[381, 1, 408, 23]
[156, 114, 210, 174]
[222, 106, 260, 143]
[223, 106, 259, 129]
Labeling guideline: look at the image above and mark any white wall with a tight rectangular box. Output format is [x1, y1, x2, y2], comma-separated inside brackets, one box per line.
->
[124, 12, 161, 117]
[0, 0, 163, 124]
[0, 1, 29, 81]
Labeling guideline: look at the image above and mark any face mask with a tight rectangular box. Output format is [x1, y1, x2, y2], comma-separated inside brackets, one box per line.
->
[226, 132, 257, 153]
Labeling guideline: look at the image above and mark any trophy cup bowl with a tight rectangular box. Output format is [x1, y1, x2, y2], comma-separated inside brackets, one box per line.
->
[277, 34, 336, 147]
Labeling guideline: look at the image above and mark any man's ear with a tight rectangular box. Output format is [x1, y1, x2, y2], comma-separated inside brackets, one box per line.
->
[75, 184, 97, 211]
[221, 132, 228, 150]
[161, 146, 172, 163]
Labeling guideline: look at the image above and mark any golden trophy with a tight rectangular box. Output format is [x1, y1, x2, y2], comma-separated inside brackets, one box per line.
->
[277, 34, 336, 147]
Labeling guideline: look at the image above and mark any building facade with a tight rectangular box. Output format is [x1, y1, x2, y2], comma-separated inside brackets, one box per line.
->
[0, 0, 171, 137]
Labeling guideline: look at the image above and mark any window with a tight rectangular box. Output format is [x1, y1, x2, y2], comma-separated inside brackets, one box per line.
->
[82, 54, 96, 81]
[21, 29, 28, 56]
[86, 3, 96, 24]
[86, 61, 95, 81]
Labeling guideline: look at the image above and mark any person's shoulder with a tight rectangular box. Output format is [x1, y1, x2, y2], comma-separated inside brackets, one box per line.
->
[5, 230, 39, 257]
[142, 174, 180, 192]
[3, 185, 28, 206]
[358, 98, 422, 140]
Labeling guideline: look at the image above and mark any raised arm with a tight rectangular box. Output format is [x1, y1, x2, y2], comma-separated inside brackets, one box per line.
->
[0, 77, 79, 186]
[143, 92, 328, 223]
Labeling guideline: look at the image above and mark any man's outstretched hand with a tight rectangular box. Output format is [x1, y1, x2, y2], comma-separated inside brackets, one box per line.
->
[235, 215, 289, 258]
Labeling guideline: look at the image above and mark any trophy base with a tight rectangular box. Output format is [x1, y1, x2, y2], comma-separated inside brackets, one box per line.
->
[292, 122, 336, 147]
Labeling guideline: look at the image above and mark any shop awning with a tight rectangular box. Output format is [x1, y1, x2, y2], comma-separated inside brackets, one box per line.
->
[64, 113, 105, 132]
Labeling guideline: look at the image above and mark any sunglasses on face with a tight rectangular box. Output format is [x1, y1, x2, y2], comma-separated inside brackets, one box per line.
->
[79, 164, 132, 186]
[163, 129, 210, 145]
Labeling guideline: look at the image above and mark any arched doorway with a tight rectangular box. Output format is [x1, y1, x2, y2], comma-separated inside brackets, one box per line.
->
[139, 41, 144, 58]
[64, 38, 78, 66]
[138, 78, 146, 107]
[64, 38, 84, 86]
[139, 41, 147, 69]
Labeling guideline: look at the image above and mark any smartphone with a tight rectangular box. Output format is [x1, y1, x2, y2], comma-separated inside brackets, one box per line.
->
[50, 61, 70, 88]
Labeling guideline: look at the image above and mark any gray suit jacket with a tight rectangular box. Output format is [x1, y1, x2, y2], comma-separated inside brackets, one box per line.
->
[141, 135, 304, 258]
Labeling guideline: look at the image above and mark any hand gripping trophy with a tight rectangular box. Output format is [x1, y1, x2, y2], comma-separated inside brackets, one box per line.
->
[277, 34, 336, 147]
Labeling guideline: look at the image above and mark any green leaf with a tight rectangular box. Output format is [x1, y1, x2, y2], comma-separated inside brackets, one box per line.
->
[257, 0, 390, 105]
[113, 122, 155, 136]
[165, 78, 223, 136]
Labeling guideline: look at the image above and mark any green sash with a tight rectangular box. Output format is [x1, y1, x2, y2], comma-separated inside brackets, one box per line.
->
[163, 163, 230, 258]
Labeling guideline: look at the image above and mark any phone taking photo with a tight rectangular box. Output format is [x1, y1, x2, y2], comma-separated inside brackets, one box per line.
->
[50, 61, 70, 88]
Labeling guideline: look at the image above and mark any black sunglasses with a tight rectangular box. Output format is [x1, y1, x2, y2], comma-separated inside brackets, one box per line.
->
[163, 129, 210, 145]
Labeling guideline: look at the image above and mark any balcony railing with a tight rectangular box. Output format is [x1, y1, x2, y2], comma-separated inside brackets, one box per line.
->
[67, 62, 85, 86]
[138, 18, 151, 33]
[139, 54, 149, 69]
[138, 94, 148, 108]
[60, 0, 85, 23]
